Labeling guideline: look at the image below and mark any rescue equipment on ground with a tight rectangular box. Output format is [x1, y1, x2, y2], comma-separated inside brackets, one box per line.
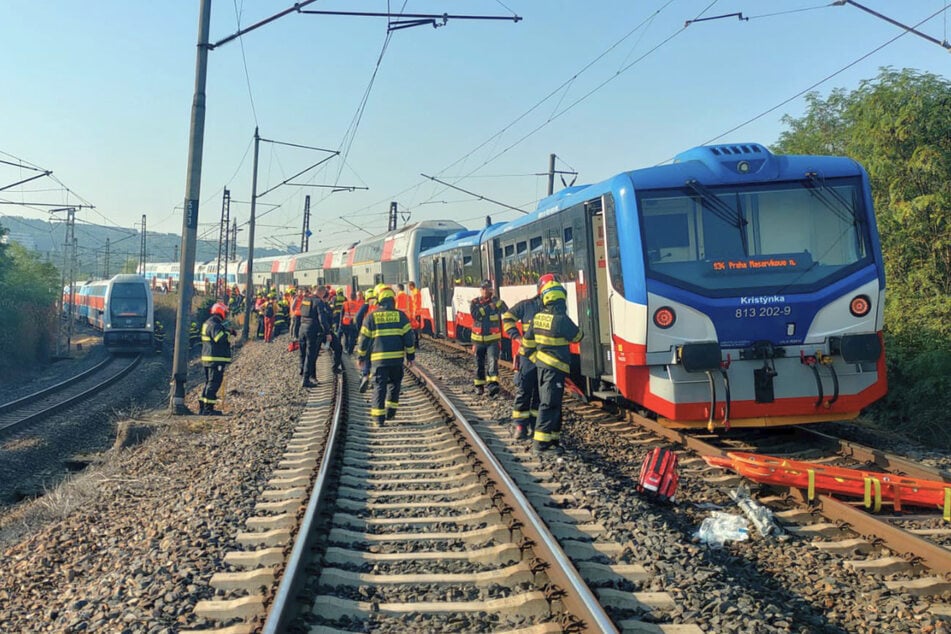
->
[288, 340, 300, 352]
[636, 447, 679, 502]
[705, 451, 951, 519]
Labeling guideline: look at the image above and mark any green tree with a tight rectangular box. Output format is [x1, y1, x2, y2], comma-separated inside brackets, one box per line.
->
[774, 68, 951, 444]
[0, 223, 61, 373]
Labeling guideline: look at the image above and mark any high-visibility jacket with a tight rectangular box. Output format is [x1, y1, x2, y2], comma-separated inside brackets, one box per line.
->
[342, 299, 359, 326]
[333, 292, 345, 328]
[524, 299, 582, 374]
[410, 288, 421, 322]
[291, 295, 303, 317]
[357, 300, 416, 367]
[502, 295, 544, 360]
[395, 291, 410, 318]
[201, 315, 232, 366]
[469, 297, 508, 343]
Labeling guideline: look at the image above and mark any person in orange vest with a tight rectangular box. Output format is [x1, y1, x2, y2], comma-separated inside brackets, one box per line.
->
[341, 291, 361, 355]
[407, 280, 422, 346]
[395, 283, 411, 320]
[290, 289, 303, 339]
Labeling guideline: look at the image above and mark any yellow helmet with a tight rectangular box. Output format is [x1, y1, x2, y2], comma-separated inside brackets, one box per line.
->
[377, 286, 396, 302]
[541, 282, 567, 306]
[365, 287, 376, 300]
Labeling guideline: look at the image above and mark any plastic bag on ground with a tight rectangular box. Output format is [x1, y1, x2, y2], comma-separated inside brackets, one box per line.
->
[696, 511, 750, 547]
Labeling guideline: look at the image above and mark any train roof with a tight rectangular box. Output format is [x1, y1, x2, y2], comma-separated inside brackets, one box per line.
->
[419, 223, 506, 257]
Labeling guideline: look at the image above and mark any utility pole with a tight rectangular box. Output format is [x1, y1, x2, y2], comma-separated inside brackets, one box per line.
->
[52, 207, 77, 357]
[216, 188, 231, 300]
[300, 195, 311, 253]
[104, 237, 110, 278]
[174, 243, 179, 261]
[170, 0, 212, 415]
[241, 127, 261, 341]
[230, 218, 238, 260]
[138, 214, 147, 274]
[388, 201, 398, 231]
[548, 153, 556, 196]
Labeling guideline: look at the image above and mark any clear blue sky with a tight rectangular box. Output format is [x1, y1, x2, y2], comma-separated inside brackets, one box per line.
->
[1, 1, 949, 257]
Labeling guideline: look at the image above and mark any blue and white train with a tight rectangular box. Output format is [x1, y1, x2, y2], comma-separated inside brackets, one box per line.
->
[418, 143, 887, 430]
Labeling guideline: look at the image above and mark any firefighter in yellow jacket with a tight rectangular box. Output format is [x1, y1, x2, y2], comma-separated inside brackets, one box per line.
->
[199, 302, 235, 415]
[468, 279, 508, 396]
[357, 286, 416, 427]
[523, 281, 582, 455]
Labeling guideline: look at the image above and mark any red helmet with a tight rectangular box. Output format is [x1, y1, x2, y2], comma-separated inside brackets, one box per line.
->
[210, 302, 228, 319]
[537, 273, 559, 294]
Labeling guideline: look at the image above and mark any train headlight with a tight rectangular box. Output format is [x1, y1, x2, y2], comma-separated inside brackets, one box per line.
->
[737, 160, 751, 174]
[653, 306, 676, 329]
[849, 295, 871, 317]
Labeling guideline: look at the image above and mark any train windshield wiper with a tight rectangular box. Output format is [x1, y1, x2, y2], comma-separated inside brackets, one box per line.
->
[685, 179, 749, 255]
[803, 172, 861, 226]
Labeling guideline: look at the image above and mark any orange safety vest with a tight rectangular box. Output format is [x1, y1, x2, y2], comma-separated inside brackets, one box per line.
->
[342, 299, 358, 326]
[291, 295, 303, 317]
[410, 288, 421, 322]
[395, 291, 410, 317]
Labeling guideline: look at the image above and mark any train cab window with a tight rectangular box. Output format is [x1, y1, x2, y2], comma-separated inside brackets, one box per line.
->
[110, 282, 148, 317]
[638, 178, 872, 295]
[603, 194, 625, 294]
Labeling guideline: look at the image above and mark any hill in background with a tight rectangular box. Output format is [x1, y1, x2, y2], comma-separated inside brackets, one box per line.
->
[0, 214, 286, 278]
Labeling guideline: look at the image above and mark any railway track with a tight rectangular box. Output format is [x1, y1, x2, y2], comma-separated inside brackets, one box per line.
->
[192, 354, 700, 633]
[0, 354, 142, 435]
[422, 336, 951, 601]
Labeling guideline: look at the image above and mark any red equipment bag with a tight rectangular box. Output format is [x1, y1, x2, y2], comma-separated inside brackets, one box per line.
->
[636, 447, 679, 502]
[287, 340, 300, 352]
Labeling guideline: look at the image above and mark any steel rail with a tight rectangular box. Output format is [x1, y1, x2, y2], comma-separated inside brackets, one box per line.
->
[262, 369, 344, 634]
[786, 488, 951, 574]
[0, 355, 142, 435]
[410, 362, 619, 633]
[0, 354, 116, 415]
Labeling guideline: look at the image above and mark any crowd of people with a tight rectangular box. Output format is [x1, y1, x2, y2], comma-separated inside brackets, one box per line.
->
[196, 275, 580, 457]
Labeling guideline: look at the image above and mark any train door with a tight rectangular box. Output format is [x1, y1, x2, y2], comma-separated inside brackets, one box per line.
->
[572, 197, 611, 387]
[432, 257, 448, 337]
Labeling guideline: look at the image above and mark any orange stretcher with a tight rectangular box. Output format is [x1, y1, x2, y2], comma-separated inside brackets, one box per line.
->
[705, 451, 951, 519]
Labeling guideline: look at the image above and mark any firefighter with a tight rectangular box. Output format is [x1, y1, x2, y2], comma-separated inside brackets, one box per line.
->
[502, 273, 558, 440]
[524, 280, 582, 455]
[199, 301, 235, 415]
[469, 279, 508, 396]
[328, 288, 345, 374]
[254, 291, 266, 339]
[275, 293, 289, 335]
[354, 287, 376, 334]
[357, 286, 416, 427]
[298, 287, 331, 387]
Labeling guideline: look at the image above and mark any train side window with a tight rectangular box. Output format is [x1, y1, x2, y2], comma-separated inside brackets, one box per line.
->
[546, 231, 562, 276]
[562, 227, 576, 280]
[502, 243, 516, 285]
[604, 194, 625, 295]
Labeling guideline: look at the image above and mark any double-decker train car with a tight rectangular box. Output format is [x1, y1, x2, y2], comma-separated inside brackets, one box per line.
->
[419, 143, 887, 430]
[64, 274, 155, 353]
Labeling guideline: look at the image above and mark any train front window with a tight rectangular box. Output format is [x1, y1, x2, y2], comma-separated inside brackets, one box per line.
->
[639, 177, 871, 295]
[110, 283, 148, 317]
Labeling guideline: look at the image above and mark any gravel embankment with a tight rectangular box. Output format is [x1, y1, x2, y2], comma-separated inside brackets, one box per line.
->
[417, 345, 951, 634]
[0, 334, 308, 632]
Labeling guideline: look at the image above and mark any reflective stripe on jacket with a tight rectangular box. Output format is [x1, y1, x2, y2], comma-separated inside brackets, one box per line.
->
[502, 295, 543, 358]
[469, 297, 508, 343]
[357, 306, 416, 366]
[201, 316, 232, 365]
[524, 300, 581, 373]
